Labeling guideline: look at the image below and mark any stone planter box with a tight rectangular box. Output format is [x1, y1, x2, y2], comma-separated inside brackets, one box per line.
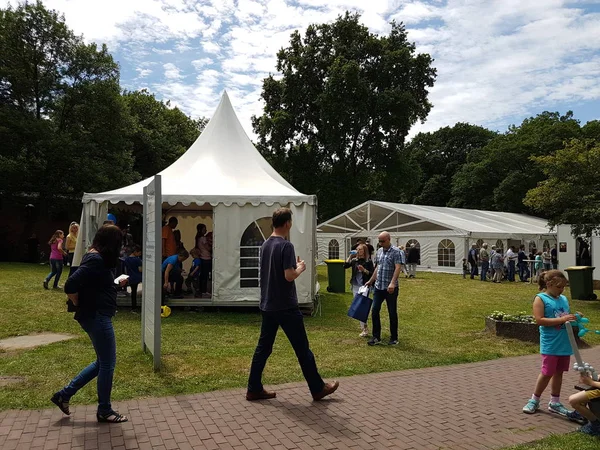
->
[485, 317, 589, 348]
[485, 317, 539, 343]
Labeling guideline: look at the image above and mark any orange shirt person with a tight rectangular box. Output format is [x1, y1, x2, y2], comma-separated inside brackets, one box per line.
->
[162, 217, 178, 259]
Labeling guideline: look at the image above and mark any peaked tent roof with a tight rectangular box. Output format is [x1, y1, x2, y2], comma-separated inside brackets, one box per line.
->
[82, 91, 314, 206]
[317, 200, 553, 236]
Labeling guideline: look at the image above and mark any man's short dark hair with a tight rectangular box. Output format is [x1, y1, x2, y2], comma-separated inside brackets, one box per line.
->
[272, 208, 292, 228]
[178, 249, 189, 258]
[168, 217, 178, 225]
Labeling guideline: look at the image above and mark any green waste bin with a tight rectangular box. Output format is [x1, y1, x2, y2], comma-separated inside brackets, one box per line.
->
[324, 259, 346, 293]
[565, 266, 597, 300]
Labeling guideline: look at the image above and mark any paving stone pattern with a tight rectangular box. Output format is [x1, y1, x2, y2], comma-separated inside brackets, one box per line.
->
[2, 347, 599, 450]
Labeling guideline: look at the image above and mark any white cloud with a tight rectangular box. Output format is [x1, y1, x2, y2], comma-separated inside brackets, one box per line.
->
[152, 48, 174, 55]
[191, 58, 214, 69]
[202, 41, 221, 54]
[14, 0, 600, 139]
[136, 68, 153, 78]
[163, 63, 183, 80]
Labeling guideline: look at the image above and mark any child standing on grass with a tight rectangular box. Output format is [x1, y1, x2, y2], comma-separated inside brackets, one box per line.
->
[522, 270, 580, 419]
[123, 246, 142, 310]
[44, 230, 67, 290]
[462, 258, 468, 279]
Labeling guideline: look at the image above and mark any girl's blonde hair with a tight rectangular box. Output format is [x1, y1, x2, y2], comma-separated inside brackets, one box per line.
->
[538, 269, 567, 291]
[49, 230, 64, 245]
[69, 222, 79, 234]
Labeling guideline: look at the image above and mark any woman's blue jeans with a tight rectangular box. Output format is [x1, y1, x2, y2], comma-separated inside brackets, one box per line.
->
[59, 314, 116, 414]
[45, 259, 63, 287]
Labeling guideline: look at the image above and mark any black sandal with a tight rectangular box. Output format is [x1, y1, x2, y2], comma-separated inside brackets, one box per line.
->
[50, 393, 70, 415]
[97, 411, 128, 423]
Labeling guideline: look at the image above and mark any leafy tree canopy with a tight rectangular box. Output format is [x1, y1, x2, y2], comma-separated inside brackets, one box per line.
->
[404, 123, 497, 206]
[0, 1, 203, 207]
[525, 136, 600, 237]
[252, 12, 437, 220]
[449, 111, 582, 213]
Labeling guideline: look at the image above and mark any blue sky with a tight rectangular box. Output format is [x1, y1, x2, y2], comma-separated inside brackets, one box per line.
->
[8, 0, 600, 138]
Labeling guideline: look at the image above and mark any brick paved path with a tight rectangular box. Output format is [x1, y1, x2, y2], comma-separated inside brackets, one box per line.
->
[2, 347, 599, 450]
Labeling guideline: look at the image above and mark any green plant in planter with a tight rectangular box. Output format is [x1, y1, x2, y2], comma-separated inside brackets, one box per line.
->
[488, 310, 535, 324]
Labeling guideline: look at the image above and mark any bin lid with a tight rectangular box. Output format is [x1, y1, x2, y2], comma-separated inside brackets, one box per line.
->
[324, 259, 346, 264]
[565, 266, 596, 271]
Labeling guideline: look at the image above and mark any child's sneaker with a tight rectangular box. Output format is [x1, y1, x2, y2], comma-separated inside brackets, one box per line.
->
[580, 421, 600, 436]
[522, 399, 539, 414]
[567, 410, 588, 425]
[548, 401, 571, 417]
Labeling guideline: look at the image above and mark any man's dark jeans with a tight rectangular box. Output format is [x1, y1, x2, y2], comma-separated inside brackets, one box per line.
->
[59, 314, 116, 414]
[372, 287, 399, 341]
[248, 308, 325, 395]
[518, 262, 530, 282]
[469, 262, 478, 279]
[480, 261, 489, 281]
[507, 260, 516, 281]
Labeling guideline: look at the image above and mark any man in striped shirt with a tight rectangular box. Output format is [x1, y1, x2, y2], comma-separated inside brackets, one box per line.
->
[365, 231, 403, 346]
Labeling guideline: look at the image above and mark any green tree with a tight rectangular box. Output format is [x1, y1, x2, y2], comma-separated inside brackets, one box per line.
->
[123, 90, 206, 179]
[405, 123, 497, 206]
[0, 1, 137, 200]
[524, 138, 600, 236]
[0, 0, 74, 119]
[449, 111, 582, 212]
[252, 12, 436, 220]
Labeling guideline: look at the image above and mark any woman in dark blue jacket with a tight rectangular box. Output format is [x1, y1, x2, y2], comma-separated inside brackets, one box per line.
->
[51, 225, 128, 423]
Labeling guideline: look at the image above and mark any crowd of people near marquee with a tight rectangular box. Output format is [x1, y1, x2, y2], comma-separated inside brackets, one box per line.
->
[464, 243, 558, 284]
[41, 216, 215, 307]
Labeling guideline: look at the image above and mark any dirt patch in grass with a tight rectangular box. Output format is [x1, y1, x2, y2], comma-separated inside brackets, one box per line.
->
[0, 333, 76, 350]
[0, 376, 26, 387]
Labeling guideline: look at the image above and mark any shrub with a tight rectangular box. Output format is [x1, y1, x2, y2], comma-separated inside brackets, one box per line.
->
[488, 310, 535, 324]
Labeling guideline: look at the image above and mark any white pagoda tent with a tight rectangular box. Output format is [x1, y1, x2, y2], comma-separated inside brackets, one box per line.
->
[73, 91, 317, 307]
[317, 200, 556, 274]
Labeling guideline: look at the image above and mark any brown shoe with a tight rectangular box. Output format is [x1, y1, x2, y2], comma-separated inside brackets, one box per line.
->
[312, 381, 339, 401]
[245, 389, 276, 401]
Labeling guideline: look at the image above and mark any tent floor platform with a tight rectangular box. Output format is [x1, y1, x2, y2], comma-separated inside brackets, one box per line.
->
[116, 293, 314, 313]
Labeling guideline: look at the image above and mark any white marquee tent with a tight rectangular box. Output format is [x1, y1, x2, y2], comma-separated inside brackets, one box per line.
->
[317, 201, 556, 273]
[73, 91, 317, 307]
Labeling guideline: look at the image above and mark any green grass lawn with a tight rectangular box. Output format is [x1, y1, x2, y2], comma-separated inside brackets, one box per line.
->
[2, 262, 600, 416]
[507, 432, 599, 449]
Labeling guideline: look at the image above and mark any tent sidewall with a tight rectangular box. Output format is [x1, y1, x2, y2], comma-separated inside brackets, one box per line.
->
[74, 200, 316, 305]
[318, 233, 557, 275]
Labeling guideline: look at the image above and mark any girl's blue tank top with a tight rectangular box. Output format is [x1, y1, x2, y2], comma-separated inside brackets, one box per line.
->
[538, 292, 573, 356]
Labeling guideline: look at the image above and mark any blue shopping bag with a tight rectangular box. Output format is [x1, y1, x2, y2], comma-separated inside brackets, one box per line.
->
[347, 287, 372, 323]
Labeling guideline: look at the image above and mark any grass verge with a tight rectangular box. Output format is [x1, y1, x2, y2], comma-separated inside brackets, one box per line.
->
[1, 262, 600, 412]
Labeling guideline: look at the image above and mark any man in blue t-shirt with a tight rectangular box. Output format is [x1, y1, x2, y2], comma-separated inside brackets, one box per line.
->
[246, 208, 339, 402]
[161, 249, 189, 302]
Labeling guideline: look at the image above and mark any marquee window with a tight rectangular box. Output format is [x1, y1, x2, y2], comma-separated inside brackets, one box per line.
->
[240, 217, 272, 288]
[495, 239, 504, 253]
[437, 239, 455, 267]
[328, 239, 340, 259]
[529, 240, 537, 254]
[406, 239, 420, 249]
